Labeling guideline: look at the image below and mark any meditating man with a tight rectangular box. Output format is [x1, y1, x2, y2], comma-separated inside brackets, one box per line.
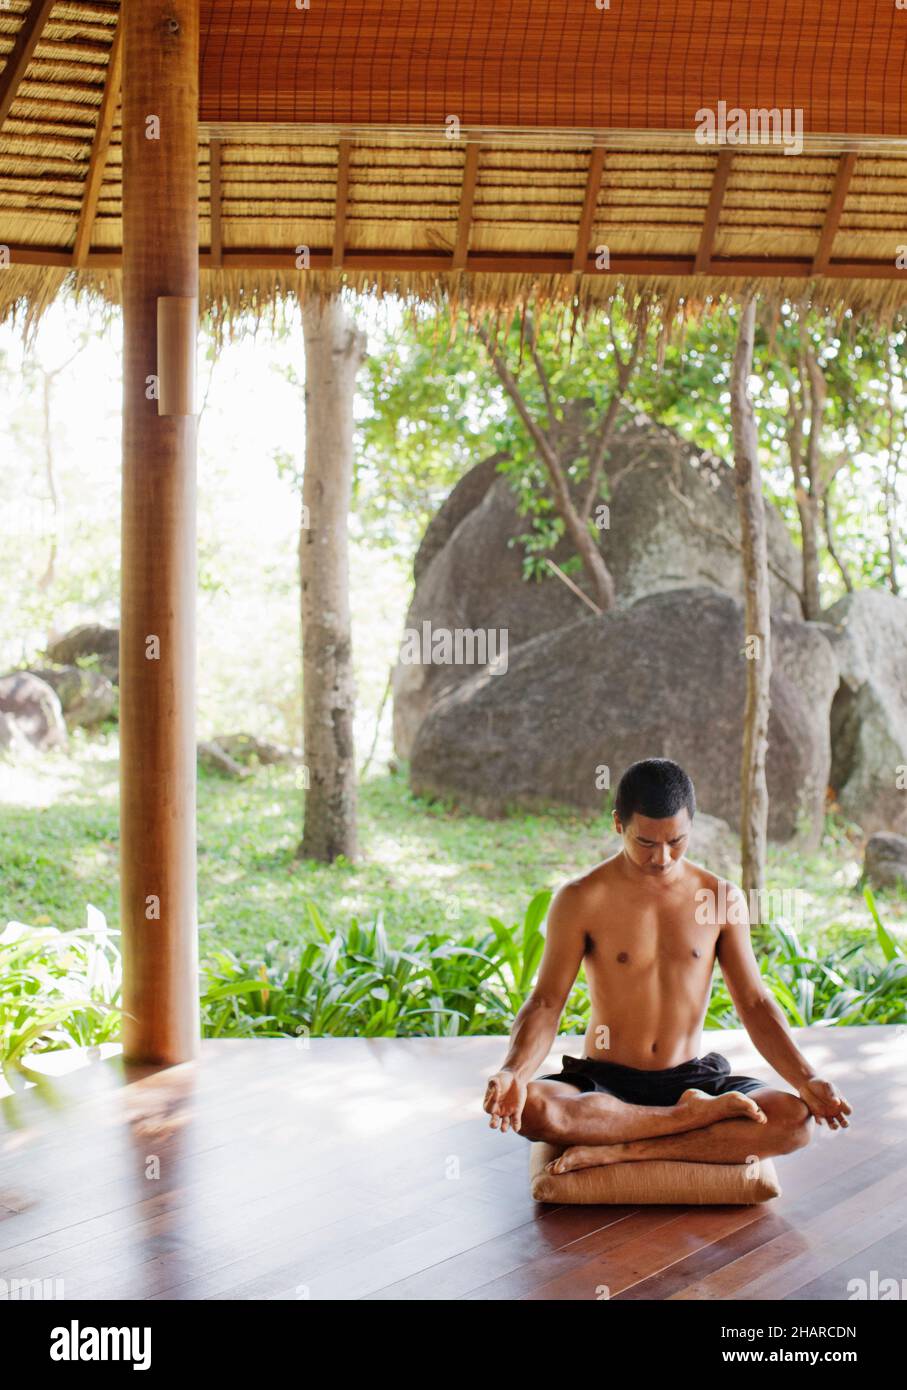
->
[483, 758, 852, 1175]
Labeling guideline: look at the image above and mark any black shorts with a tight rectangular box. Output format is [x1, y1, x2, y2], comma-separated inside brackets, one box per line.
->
[537, 1050, 765, 1106]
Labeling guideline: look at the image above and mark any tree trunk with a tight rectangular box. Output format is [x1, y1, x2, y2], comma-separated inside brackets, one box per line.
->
[822, 491, 853, 594]
[795, 487, 822, 619]
[731, 296, 772, 904]
[299, 298, 366, 863]
[555, 481, 615, 611]
[885, 472, 901, 595]
[36, 370, 58, 592]
[478, 323, 621, 611]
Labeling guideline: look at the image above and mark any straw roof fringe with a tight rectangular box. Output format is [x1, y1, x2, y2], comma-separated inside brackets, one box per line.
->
[7, 258, 907, 353]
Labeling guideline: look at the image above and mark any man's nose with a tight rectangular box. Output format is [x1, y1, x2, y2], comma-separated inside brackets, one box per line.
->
[654, 844, 670, 864]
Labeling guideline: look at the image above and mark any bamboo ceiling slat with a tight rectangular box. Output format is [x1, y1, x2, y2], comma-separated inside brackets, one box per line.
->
[200, 0, 907, 137]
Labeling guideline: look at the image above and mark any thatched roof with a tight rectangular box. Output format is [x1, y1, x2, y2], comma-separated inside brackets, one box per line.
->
[4, 0, 907, 333]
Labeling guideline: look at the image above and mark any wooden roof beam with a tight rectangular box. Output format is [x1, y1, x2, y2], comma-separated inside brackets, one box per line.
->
[72, 16, 122, 268]
[812, 152, 856, 276]
[572, 145, 605, 273]
[0, 0, 57, 129]
[452, 142, 479, 271]
[694, 149, 734, 275]
[9, 245, 907, 282]
[332, 138, 351, 269]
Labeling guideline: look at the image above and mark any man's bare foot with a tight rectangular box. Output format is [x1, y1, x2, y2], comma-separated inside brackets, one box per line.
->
[544, 1090, 768, 1175]
[546, 1144, 623, 1174]
[677, 1087, 767, 1126]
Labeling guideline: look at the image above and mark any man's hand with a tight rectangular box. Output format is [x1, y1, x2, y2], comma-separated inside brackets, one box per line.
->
[798, 1077, 852, 1130]
[483, 1069, 527, 1134]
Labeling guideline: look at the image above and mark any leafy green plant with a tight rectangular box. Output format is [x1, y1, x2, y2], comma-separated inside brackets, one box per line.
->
[199, 890, 590, 1039]
[0, 905, 122, 1074]
[706, 893, 906, 1028]
[202, 889, 905, 1040]
[6, 888, 902, 1063]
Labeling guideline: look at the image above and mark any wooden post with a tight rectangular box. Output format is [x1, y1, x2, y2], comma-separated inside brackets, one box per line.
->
[121, 1, 199, 1063]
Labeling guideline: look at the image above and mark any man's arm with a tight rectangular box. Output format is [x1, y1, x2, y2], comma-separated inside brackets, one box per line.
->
[716, 884, 852, 1129]
[484, 882, 587, 1133]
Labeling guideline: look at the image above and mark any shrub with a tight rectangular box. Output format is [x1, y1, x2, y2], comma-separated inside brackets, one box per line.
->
[202, 888, 906, 1038]
[0, 905, 121, 1074]
[705, 887, 906, 1027]
[199, 890, 593, 1038]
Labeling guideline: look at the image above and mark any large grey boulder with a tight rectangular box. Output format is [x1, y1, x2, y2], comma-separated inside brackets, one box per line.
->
[823, 590, 907, 836]
[27, 663, 116, 728]
[198, 740, 251, 779]
[0, 711, 33, 756]
[410, 588, 837, 844]
[394, 415, 802, 757]
[863, 832, 907, 891]
[45, 623, 119, 685]
[0, 672, 68, 751]
[213, 732, 303, 766]
[603, 418, 801, 613]
[413, 452, 507, 584]
[685, 812, 741, 882]
[393, 471, 586, 757]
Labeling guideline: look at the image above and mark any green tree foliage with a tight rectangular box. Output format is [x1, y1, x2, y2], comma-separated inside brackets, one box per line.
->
[639, 304, 907, 603]
[358, 299, 662, 581]
[361, 300, 906, 604]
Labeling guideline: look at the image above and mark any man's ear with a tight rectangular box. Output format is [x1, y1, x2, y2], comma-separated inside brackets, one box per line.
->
[612, 810, 622, 834]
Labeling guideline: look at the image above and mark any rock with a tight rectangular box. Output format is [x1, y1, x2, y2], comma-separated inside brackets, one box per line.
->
[197, 739, 251, 778]
[602, 417, 801, 615]
[686, 812, 741, 882]
[0, 710, 34, 756]
[0, 672, 68, 751]
[410, 588, 837, 844]
[863, 832, 907, 890]
[822, 590, 907, 836]
[394, 415, 803, 757]
[393, 472, 586, 757]
[27, 663, 116, 728]
[414, 452, 506, 584]
[213, 732, 302, 766]
[45, 623, 120, 685]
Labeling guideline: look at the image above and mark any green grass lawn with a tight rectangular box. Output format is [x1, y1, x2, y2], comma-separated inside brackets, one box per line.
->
[1, 731, 904, 956]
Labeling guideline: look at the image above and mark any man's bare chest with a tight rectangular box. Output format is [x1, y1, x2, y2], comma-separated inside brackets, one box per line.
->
[583, 913, 720, 973]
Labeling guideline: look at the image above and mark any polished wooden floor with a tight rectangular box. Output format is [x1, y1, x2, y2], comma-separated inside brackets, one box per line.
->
[1, 1027, 904, 1300]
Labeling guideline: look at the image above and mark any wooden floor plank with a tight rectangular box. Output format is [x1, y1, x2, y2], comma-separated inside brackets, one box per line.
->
[783, 1225, 907, 1300]
[0, 1029, 901, 1301]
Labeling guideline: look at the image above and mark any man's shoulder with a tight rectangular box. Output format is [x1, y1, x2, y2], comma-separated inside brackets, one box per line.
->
[683, 859, 748, 923]
[554, 855, 621, 903]
[682, 857, 721, 890]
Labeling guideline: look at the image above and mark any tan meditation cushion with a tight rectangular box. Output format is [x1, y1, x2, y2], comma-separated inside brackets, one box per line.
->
[529, 1142, 781, 1205]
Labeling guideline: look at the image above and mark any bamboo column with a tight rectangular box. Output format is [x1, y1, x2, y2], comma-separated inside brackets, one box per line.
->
[120, 0, 199, 1063]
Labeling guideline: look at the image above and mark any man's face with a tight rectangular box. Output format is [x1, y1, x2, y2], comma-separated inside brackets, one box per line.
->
[614, 807, 692, 877]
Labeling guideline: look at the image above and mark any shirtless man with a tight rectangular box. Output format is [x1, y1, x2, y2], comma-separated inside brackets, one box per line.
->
[483, 758, 852, 1174]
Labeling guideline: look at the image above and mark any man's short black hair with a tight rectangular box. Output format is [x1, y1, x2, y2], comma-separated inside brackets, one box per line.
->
[614, 758, 696, 824]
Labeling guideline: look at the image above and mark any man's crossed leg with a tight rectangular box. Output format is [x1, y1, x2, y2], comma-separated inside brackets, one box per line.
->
[509, 1078, 813, 1174]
